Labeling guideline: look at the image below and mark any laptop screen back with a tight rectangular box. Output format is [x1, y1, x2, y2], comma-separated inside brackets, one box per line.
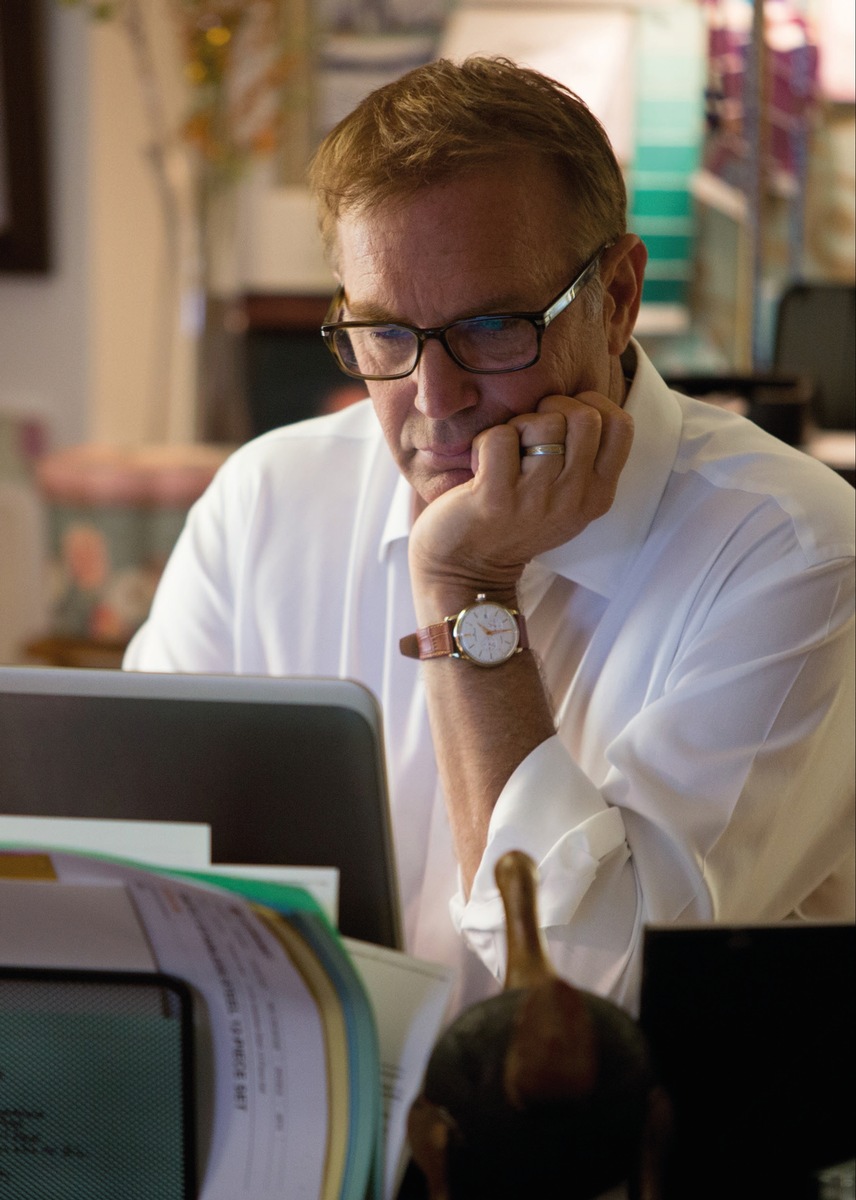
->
[0, 668, 402, 949]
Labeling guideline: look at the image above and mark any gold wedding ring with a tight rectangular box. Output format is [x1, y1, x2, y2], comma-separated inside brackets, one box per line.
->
[523, 443, 565, 457]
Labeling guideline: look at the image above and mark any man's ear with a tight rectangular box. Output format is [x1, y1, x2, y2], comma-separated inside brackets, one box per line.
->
[602, 234, 648, 356]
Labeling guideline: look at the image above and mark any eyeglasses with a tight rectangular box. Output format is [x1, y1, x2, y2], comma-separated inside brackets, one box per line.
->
[320, 246, 607, 381]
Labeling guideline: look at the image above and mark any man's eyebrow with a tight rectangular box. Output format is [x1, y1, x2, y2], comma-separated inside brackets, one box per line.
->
[341, 294, 397, 322]
[341, 289, 538, 324]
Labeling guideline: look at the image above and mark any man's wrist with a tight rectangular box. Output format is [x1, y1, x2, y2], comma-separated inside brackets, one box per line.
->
[409, 570, 521, 624]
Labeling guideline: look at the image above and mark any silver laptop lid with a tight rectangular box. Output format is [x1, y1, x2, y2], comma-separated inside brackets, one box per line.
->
[0, 667, 403, 949]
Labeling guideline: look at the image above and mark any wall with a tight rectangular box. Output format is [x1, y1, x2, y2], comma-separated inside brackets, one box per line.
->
[88, 8, 196, 446]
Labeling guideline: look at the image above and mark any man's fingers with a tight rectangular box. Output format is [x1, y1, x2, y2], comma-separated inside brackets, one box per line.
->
[509, 411, 568, 455]
[570, 390, 634, 478]
[471, 392, 633, 536]
[471, 422, 522, 489]
[537, 391, 633, 478]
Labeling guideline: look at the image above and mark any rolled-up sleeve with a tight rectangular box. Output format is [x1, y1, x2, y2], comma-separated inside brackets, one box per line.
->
[450, 735, 637, 1000]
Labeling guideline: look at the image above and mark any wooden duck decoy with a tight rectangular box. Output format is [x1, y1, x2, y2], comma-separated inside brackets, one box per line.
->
[406, 850, 671, 1200]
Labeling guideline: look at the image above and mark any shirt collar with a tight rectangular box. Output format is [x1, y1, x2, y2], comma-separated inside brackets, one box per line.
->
[378, 339, 683, 593]
[380, 469, 415, 559]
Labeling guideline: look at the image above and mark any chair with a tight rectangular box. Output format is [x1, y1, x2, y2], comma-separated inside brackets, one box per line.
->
[772, 282, 856, 430]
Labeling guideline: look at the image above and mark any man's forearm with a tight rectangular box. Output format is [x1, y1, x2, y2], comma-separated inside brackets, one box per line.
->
[404, 387, 633, 893]
[412, 580, 556, 893]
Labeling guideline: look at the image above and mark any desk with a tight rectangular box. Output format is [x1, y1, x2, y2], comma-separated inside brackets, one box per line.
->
[803, 428, 856, 487]
[24, 634, 127, 670]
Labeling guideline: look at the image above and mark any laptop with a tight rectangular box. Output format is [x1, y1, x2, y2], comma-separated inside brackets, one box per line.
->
[638, 922, 855, 1199]
[0, 666, 402, 949]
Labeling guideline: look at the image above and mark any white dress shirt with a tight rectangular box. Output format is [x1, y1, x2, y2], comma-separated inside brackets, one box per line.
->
[125, 341, 855, 1017]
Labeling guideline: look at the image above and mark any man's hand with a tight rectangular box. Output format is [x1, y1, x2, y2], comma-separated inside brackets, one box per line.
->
[409, 390, 634, 593]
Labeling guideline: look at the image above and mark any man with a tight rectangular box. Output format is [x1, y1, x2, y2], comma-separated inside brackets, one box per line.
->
[125, 57, 855, 1018]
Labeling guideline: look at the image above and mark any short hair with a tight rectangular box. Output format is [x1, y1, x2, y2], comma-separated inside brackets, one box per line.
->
[309, 56, 627, 270]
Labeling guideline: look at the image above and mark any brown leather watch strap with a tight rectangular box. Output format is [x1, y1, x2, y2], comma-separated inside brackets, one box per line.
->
[399, 621, 454, 660]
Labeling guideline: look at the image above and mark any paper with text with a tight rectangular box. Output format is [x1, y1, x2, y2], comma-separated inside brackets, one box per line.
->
[345, 938, 454, 1199]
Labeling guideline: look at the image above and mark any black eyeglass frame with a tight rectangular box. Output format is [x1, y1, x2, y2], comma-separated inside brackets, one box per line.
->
[320, 245, 609, 381]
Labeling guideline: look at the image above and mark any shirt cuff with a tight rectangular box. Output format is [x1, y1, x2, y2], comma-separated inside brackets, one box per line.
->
[450, 734, 627, 954]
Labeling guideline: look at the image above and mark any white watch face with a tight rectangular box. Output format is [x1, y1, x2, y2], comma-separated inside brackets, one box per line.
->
[453, 601, 520, 665]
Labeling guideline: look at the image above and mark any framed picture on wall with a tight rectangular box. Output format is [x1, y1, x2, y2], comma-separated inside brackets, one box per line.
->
[0, 0, 50, 272]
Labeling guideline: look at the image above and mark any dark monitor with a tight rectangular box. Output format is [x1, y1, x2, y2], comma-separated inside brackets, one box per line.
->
[639, 922, 855, 1199]
[0, 667, 402, 950]
[0, 967, 197, 1200]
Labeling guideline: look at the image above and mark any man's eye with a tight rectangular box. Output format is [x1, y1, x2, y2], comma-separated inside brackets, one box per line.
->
[466, 317, 516, 336]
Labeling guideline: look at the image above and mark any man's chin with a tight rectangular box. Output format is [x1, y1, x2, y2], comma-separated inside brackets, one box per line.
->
[413, 466, 474, 509]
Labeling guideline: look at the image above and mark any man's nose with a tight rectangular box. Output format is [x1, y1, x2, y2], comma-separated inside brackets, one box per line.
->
[413, 338, 479, 419]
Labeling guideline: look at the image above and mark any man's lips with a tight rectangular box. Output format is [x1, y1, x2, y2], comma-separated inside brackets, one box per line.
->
[416, 442, 474, 468]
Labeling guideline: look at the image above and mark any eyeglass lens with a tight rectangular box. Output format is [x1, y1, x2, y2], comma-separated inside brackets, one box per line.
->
[332, 315, 540, 379]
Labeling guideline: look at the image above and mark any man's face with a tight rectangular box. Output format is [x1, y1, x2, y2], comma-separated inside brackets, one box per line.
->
[335, 164, 615, 507]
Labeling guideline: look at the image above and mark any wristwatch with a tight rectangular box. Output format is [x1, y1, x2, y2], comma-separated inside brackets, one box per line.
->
[399, 594, 528, 667]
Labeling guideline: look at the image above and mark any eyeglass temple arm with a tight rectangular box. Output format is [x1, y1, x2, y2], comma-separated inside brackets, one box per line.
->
[322, 285, 346, 326]
[542, 254, 602, 328]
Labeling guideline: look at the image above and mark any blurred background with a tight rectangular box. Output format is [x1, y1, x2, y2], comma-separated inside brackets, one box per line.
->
[0, 0, 853, 667]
